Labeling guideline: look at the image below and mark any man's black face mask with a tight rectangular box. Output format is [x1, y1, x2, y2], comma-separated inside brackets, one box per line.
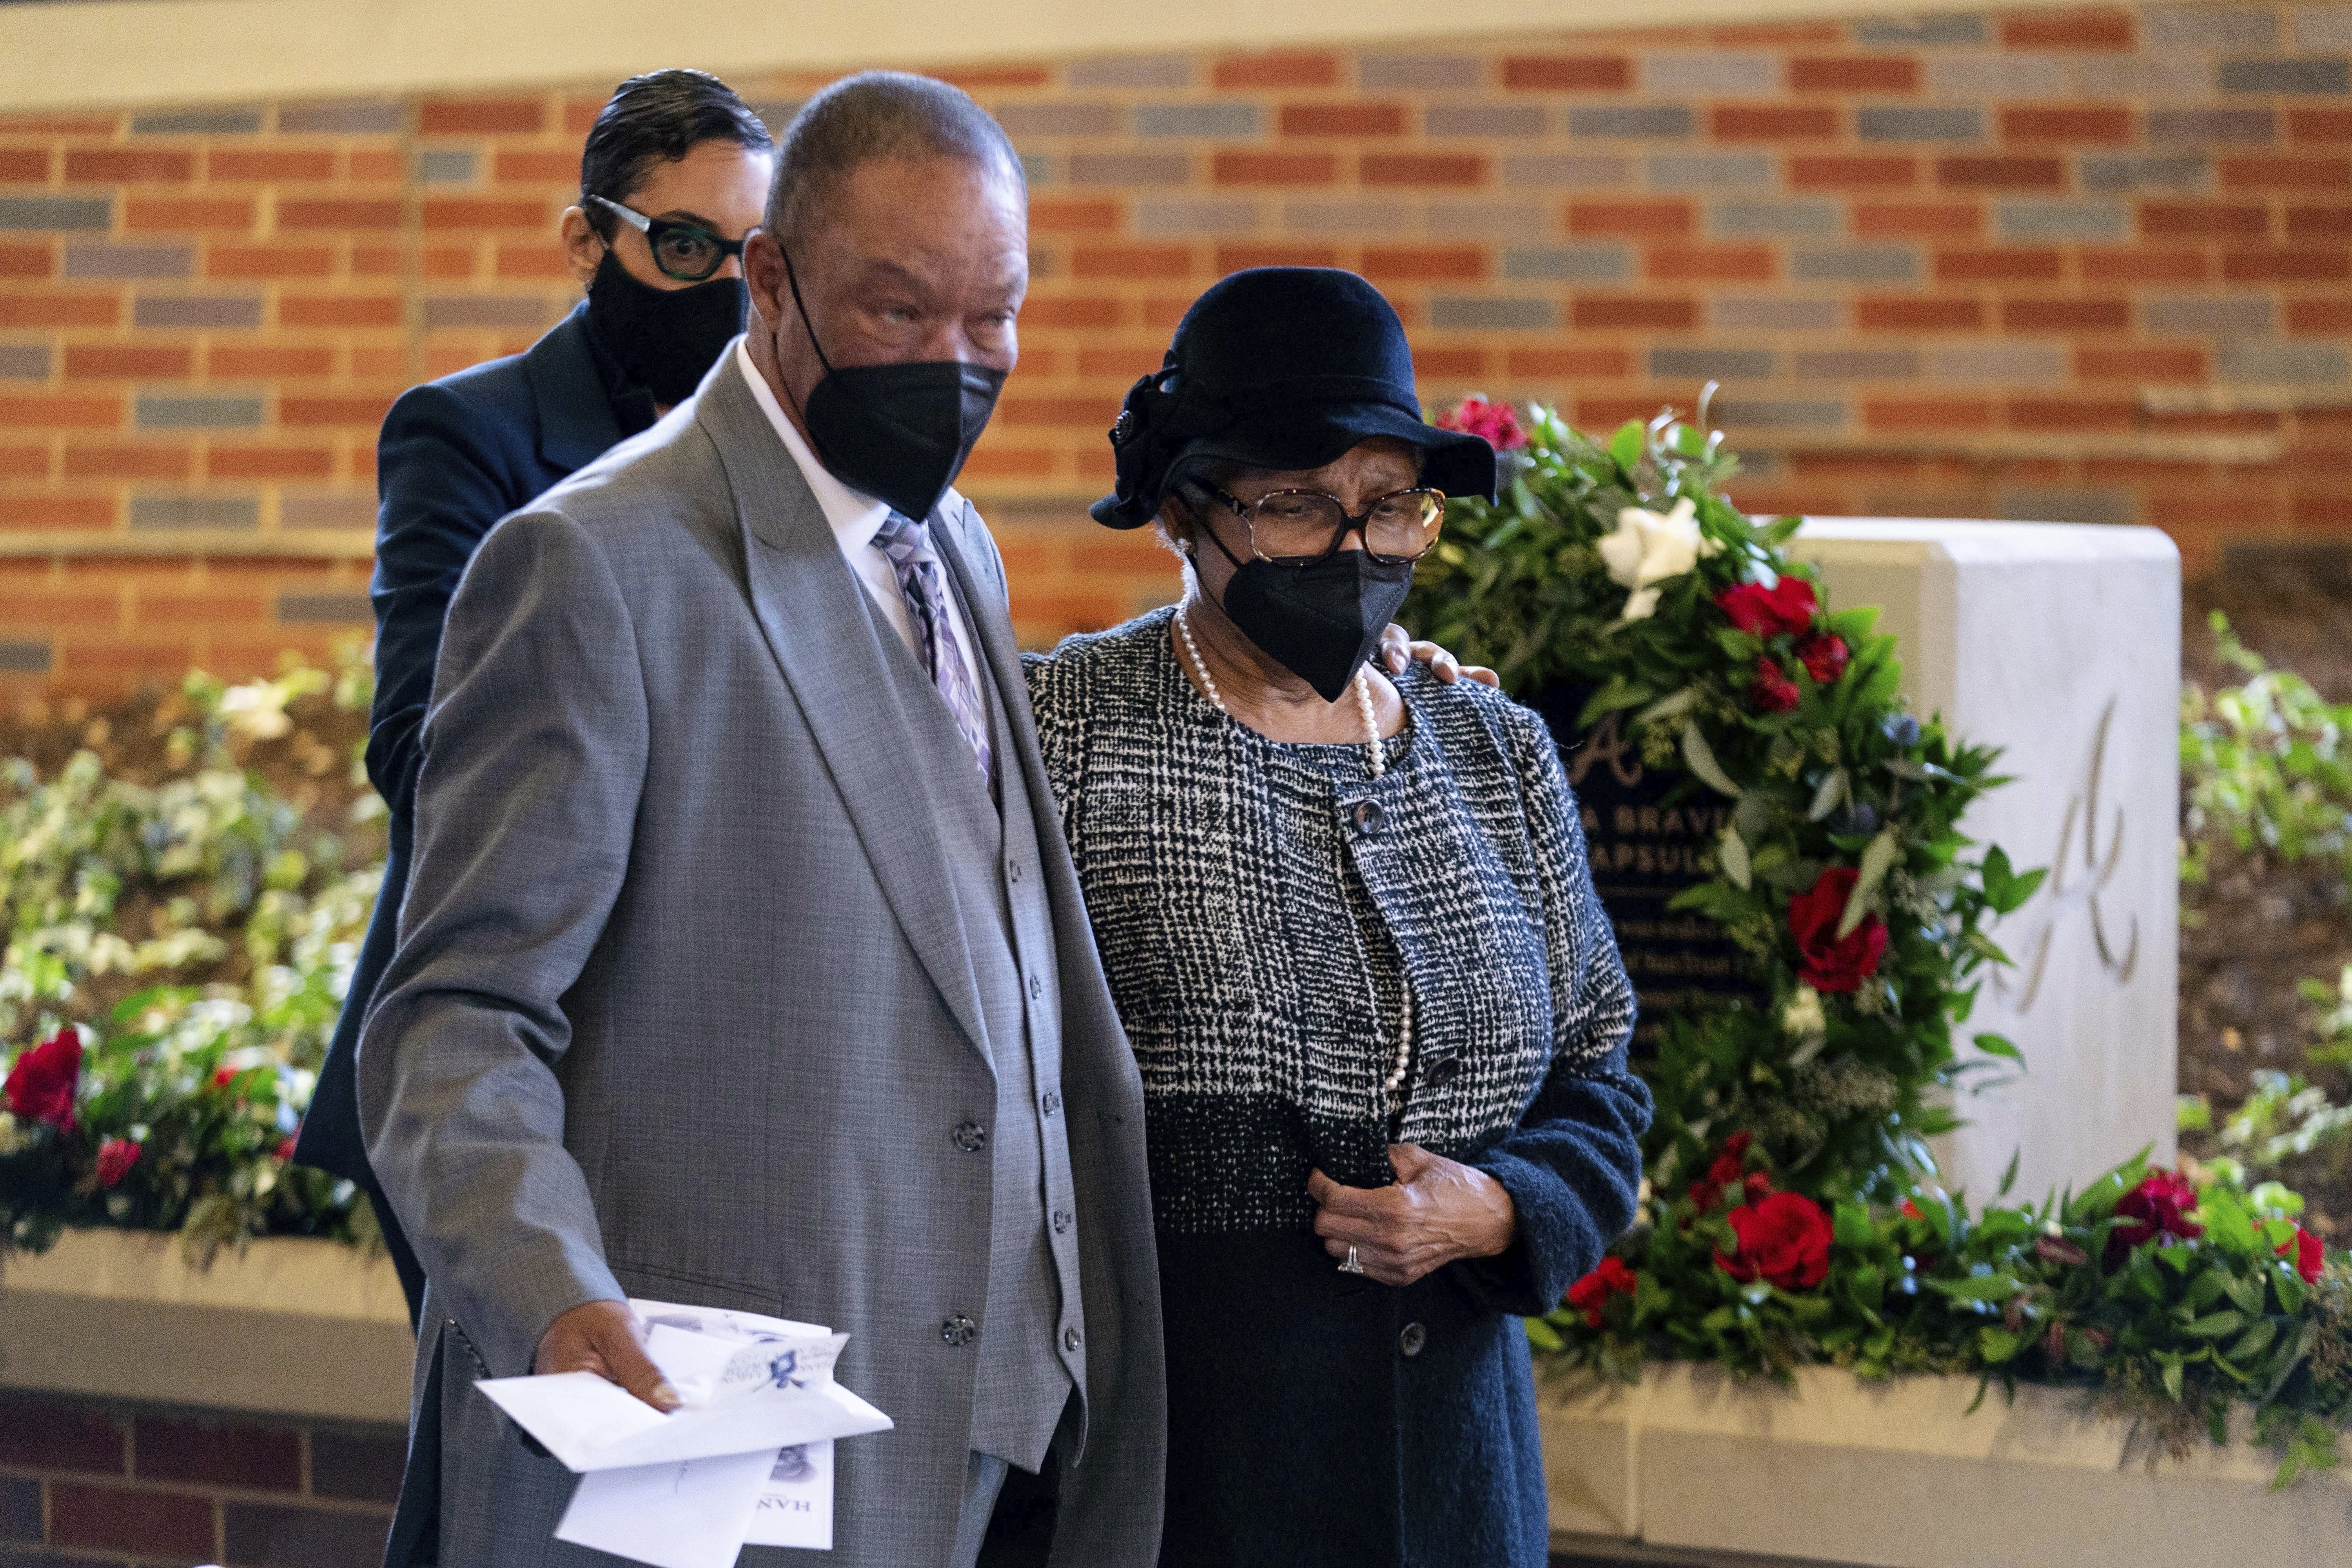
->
[779, 249, 1006, 523]
[583, 249, 748, 407]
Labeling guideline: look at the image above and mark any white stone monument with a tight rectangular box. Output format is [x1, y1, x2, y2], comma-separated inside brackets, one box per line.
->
[1789, 519, 2180, 1203]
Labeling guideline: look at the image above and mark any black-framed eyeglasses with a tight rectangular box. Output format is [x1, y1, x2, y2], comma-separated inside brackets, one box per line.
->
[587, 195, 748, 283]
[1204, 484, 1446, 565]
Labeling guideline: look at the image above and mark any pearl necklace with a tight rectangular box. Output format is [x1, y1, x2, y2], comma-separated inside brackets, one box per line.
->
[1172, 603, 1413, 1105]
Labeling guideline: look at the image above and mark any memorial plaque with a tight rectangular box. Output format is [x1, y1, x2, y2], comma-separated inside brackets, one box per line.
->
[1535, 683, 1764, 1056]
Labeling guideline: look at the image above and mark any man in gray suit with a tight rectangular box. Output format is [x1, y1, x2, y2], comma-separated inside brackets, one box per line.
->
[360, 73, 1162, 1567]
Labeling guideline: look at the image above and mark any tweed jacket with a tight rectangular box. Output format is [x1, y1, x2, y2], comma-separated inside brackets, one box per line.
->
[358, 347, 1165, 1568]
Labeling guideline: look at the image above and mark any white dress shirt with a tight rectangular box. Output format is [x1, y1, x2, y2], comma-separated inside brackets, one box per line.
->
[733, 340, 983, 698]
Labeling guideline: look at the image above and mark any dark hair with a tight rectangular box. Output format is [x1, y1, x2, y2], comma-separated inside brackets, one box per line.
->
[766, 71, 1024, 242]
[580, 69, 775, 240]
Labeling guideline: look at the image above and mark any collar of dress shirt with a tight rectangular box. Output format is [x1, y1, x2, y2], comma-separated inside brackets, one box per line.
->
[732, 338, 965, 556]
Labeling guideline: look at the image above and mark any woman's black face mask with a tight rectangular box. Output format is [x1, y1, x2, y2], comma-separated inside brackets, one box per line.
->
[583, 249, 748, 407]
[779, 249, 1006, 523]
[1196, 506, 1414, 704]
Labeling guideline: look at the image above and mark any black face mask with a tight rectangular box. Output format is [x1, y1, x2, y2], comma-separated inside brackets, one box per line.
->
[583, 249, 747, 408]
[1199, 521, 1415, 703]
[780, 250, 1006, 522]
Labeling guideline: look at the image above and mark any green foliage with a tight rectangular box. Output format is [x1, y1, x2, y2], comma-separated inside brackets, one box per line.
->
[1403, 401, 2039, 1198]
[2180, 610, 2352, 887]
[0, 652, 383, 1260]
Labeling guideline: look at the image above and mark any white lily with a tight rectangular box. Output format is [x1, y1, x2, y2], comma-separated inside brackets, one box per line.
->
[1780, 984, 1827, 1040]
[1596, 497, 1719, 622]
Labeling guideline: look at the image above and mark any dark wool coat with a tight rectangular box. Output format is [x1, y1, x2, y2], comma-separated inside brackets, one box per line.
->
[1027, 611, 1652, 1568]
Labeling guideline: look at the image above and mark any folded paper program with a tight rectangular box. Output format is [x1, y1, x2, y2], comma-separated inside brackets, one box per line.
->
[476, 1298, 893, 1567]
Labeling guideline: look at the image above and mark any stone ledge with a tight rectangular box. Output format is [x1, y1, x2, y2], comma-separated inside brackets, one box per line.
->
[0, 1229, 411, 1423]
[1542, 1362, 2352, 1566]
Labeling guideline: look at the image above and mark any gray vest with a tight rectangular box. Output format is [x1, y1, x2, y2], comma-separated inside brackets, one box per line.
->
[863, 564, 1083, 1472]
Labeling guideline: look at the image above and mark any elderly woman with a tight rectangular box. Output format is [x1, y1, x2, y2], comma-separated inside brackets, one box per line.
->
[1022, 267, 1651, 1567]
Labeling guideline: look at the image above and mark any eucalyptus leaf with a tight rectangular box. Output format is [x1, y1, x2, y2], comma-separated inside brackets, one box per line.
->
[1837, 828, 1900, 939]
[1681, 723, 1743, 799]
[1720, 825, 1753, 890]
[1806, 767, 1847, 822]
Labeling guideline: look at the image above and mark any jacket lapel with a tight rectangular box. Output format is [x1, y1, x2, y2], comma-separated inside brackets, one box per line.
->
[522, 303, 626, 475]
[696, 355, 993, 1065]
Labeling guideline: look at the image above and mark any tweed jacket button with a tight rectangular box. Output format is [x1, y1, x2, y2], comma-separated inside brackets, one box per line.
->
[953, 1121, 987, 1153]
[1399, 1321, 1427, 1358]
[941, 1314, 978, 1347]
[1052, 1208, 1073, 1234]
[1063, 1327, 1083, 1353]
[1348, 799, 1385, 837]
[1423, 1052, 1461, 1089]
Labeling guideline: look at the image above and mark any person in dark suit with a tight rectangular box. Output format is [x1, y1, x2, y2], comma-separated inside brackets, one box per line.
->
[292, 69, 777, 1324]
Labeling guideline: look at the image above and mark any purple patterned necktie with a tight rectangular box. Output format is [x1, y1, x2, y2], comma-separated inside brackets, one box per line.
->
[871, 511, 993, 786]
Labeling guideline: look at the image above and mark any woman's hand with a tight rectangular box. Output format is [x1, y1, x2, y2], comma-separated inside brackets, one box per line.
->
[1309, 1144, 1517, 1287]
[1376, 624, 1499, 688]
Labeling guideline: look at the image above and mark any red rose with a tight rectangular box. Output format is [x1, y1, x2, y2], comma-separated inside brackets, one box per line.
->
[1565, 1255, 1639, 1326]
[1748, 657, 1801, 714]
[1742, 1171, 1774, 1205]
[276, 1133, 299, 1161]
[2105, 1170, 2203, 1267]
[1688, 1132, 1753, 1212]
[1715, 1191, 1833, 1290]
[1899, 1198, 1924, 1221]
[1437, 396, 1528, 451]
[2279, 1226, 2325, 1285]
[1795, 632, 1849, 686]
[1716, 577, 1818, 639]
[4, 1027, 82, 1130]
[1786, 867, 1889, 994]
[95, 1137, 141, 1188]
[212, 1066, 235, 1089]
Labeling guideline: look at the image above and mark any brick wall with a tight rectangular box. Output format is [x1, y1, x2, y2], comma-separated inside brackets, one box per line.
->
[0, 1391, 399, 1568]
[0, 2, 2347, 691]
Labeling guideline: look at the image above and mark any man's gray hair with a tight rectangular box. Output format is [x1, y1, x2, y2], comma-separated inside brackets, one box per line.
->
[767, 71, 1025, 242]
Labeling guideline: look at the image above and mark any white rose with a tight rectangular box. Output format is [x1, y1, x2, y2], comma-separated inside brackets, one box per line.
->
[1780, 984, 1827, 1040]
[1595, 497, 1718, 622]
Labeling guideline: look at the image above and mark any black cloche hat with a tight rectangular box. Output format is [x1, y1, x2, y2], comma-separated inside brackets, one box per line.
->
[1089, 267, 1500, 529]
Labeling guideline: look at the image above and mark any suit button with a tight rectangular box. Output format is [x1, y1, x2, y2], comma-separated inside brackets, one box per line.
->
[1062, 1327, 1083, 1353]
[1052, 1209, 1072, 1234]
[1423, 1052, 1461, 1089]
[941, 1315, 978, 1347]
[1349, 799, 1385, 837]
[1009, 857, 1022, 883]
[953, 1122, 987, 1153]
[1028, 974, 1043, 1000]
[1399, 1322, 1426, 1358]
[1041, 1090, 1061, 1116]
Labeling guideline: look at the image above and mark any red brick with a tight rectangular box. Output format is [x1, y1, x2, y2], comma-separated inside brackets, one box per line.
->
[0, 114, 117, 134]
[206, 243, 334, 278]
[1715, 20, 1843, 44]
[423, 198, 549, 230]
[960, 445, 1054, 479]
[1029, 200, 1121, 233]
[1073, 244, 1193, 279]
[1791, 156, 1916, 189]
[1213, 152, 1337, 186]
[997, 395, 1114, 426]
[208, 345, 334, 377]
[2141, 202, 2270, 238]
[1791, 57, 1918, 92]
[49, 1481, 213, 1555]
[2083, 246, 2209, 281]
[2296, 492, 2352, 526]
[1021, 297, 1120, 328]
[209, 149, 336, 182]
[2292, 109, 2352, 145]
[1216, 243, 1340, 271]
[495, 149, 580, 184]
[347, 148, 405, 183]
[2290, 206, 2352, 238]
[2220, 157, 2352, 191]
[2078, 347, 2206, 381]
[421, 246, 476, 279]
[278, 199, 401, 230]
[495, 247, 574, 279]
[0, 1394, 127, 1471]
[280, 295, 403, 327]
[2002, 107, 2132, 144]
[1857, 297, 1983, 330]
[0, 494, 117, 529]
[1213, 53, 1339, 89]
[2225, 248, 2351, 281]
[931, 64, 1052, 89]
[281, 394, 395, 426]
[2007, 398, 2136, 431]
[0, 147, 48, 181]
[1502, 56, 1630, 90]
[64, 344, 192, 378]
[2000, 8, 2134, 48]
[1507, 347, 1632, 377]
[1935, 247, 2062, 281]
[1569, 200, 1693, 238]
[1648, 243, 1775, 281]
[207, 445, 336, 479]
[0, 243, 50, 278]
[62, 442, 192, 479]
[1866, 398, 1996, 430]
[0, 393, 120, 427]
[1571, 295, 1697, 328]
[1358, 246, 1485, 281]
[0, 294, 119, 328]
[564, 97, 609, 135]
[1713, 106, 1839, 141]
[63, 147, 194, 183]
[420, 98, 545, 134]
[2002, 297, 2131, 330]
[1361, 154, 1486, 187]
[1412, 347, 1487, 377]
[0, 445, 49, 477]
[1937, 157, 2065, 190]
[125, 198, 255, 230]
[1856, 202, 1982, 237]
[1281, 103, 1408, 137]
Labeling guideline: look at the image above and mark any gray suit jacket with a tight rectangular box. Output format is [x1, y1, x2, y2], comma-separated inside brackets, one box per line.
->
[358, 347, 1165, 1567]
